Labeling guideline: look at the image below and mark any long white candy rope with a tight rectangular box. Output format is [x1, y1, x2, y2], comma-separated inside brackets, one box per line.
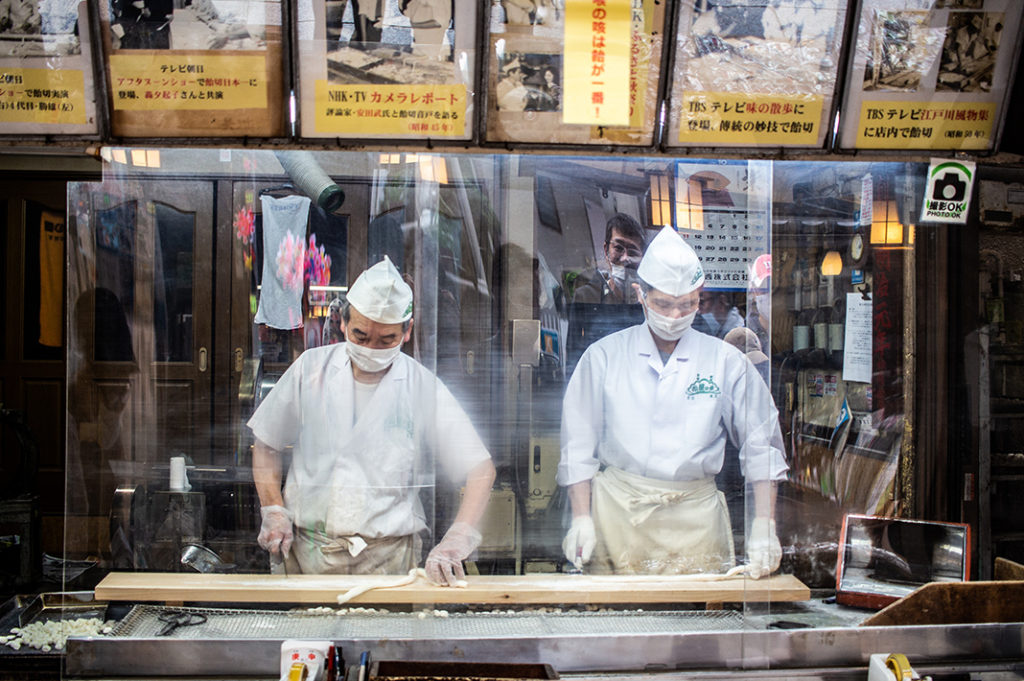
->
[671, 564, 751, 580]
[336, 568, 467, 605]
[336, 564, 757, 604]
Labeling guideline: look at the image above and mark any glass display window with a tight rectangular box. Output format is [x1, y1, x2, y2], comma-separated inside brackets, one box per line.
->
[46, 148, 992, 676]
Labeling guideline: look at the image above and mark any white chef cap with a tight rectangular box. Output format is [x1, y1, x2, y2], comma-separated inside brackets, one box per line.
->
[637, 226, 705, 296]
[347, 256, 413, 324]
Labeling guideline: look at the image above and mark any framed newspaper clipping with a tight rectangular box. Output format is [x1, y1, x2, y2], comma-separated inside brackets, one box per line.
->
[296, 0, 477, 140]
[484, 0, 666, 146]
[99, 0, 286, 136]
[837, 0, 1024, 151]
[666, 0, 850, 149]
[0, 0, 99, 135]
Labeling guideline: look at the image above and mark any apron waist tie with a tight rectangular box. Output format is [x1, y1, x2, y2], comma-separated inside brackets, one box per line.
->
[318, 535, 368, 557]
[600, 467, 718, 526]
[627, 491, 691, 526]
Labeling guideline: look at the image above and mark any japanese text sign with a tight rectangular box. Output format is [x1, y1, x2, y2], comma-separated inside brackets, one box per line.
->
[678, 92, 823, 145]
[564, 0, 630, 126]
[110, 55, 267, 111]
[314, 83, 466, 137]
[0, 68, 87, 125]
[856, 101, 995, 150]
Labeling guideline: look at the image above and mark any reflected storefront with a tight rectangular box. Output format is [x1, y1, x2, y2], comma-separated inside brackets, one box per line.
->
[28, 148, 1019, 677]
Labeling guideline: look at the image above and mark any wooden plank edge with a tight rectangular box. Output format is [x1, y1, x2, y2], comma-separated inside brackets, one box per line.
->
[95, 572, 810, 605]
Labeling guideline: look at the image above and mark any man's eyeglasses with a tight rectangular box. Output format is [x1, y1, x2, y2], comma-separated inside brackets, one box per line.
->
[607, 239, 643, 260]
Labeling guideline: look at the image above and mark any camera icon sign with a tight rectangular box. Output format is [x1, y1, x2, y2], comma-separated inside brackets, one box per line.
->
[931, 171, 968, 202]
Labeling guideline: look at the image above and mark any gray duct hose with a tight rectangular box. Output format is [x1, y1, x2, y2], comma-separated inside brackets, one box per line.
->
[274, 150, 345, 213]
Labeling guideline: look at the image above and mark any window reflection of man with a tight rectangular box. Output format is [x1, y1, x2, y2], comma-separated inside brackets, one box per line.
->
[572, 213, 646, 305]
[694, 291, 743, 339]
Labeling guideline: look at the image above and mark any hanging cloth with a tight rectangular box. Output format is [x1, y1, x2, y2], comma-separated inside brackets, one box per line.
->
[255, 194, 311, 330]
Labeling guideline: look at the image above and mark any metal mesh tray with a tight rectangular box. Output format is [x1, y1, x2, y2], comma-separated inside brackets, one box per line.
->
[112, 604, 744, 639]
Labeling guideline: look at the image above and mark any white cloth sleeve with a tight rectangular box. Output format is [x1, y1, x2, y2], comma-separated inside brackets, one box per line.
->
[432, 380, 491, 482]
[247, 354, 305, 451]
[723, 354, 788, 483]
[557, 346, 603, 487]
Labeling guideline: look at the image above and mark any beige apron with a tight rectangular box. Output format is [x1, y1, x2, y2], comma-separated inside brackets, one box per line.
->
[590, 467, 735, 575]
[283, 528, 421, 575]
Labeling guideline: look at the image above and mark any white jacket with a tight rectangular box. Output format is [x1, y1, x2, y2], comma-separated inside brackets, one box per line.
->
[248, 344, 491, 538]
[557, 324, 788, 487]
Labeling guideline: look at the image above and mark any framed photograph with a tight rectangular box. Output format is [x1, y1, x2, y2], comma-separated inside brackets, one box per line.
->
[98, 0, 286, 136]
[295, 0, 477, 140]
[838, 0, 1024, 150]
[666, 0, 850, 149]
[0, 0, 99, 135]
[484, 0, 666, 145]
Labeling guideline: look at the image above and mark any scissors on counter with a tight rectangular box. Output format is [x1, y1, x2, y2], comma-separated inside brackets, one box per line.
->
[156, 610, 208, 636]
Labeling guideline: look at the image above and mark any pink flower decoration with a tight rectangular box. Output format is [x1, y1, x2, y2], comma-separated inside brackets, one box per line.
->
[234, 206, 255, 244]
[305, 234, 332, 286]
[276, 231, 306, 292]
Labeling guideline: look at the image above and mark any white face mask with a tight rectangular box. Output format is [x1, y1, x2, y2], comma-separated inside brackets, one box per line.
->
[644, 303, 697, 341]
[346, 341, 402, 373]
[610, 264, 626, 282]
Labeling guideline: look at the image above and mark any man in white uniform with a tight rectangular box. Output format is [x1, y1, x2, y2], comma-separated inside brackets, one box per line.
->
[250, 257, 496, 586]
[558, 227, 787, 577]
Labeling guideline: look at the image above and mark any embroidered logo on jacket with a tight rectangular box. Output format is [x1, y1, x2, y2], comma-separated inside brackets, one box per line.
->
[686, 374, 721, 399]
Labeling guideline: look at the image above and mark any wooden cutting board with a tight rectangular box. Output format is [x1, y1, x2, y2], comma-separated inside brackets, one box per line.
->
[94, 572, 810, 605]
[862, 581, 1024, 626]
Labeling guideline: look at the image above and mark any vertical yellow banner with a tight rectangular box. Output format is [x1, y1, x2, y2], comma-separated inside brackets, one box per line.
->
[564, 0, 630, 126]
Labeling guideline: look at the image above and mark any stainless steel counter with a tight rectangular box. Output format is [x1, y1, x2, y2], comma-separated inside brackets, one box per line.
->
[62, 605, 1024, 678]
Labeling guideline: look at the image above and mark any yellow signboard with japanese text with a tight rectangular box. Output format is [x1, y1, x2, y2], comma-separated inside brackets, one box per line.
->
[314, 83, 466, 137]
[855, 101, 996, 150]
[564, 0, 631, 126]
[599, 4, 650, 140]
[677, 92, 823, 146]
[109, 54, 267, 110]
[0, 68, 87, 125]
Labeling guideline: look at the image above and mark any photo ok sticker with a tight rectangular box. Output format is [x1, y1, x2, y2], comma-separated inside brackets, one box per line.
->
[921, 158, 975, 224]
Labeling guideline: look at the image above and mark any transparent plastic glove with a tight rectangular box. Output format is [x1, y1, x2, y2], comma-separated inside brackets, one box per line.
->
[425, 521, 482, 586]
[562, 515, 596, 568]
[746, 517, 781, 579]
[257, 505, 294, 559]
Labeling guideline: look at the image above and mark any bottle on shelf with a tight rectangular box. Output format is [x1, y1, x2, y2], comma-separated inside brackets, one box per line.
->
[803, 262, 819, 348]
[792, 263, 810, 352]
[829, 281, 846, 367]
[813, 274, 830, 352]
